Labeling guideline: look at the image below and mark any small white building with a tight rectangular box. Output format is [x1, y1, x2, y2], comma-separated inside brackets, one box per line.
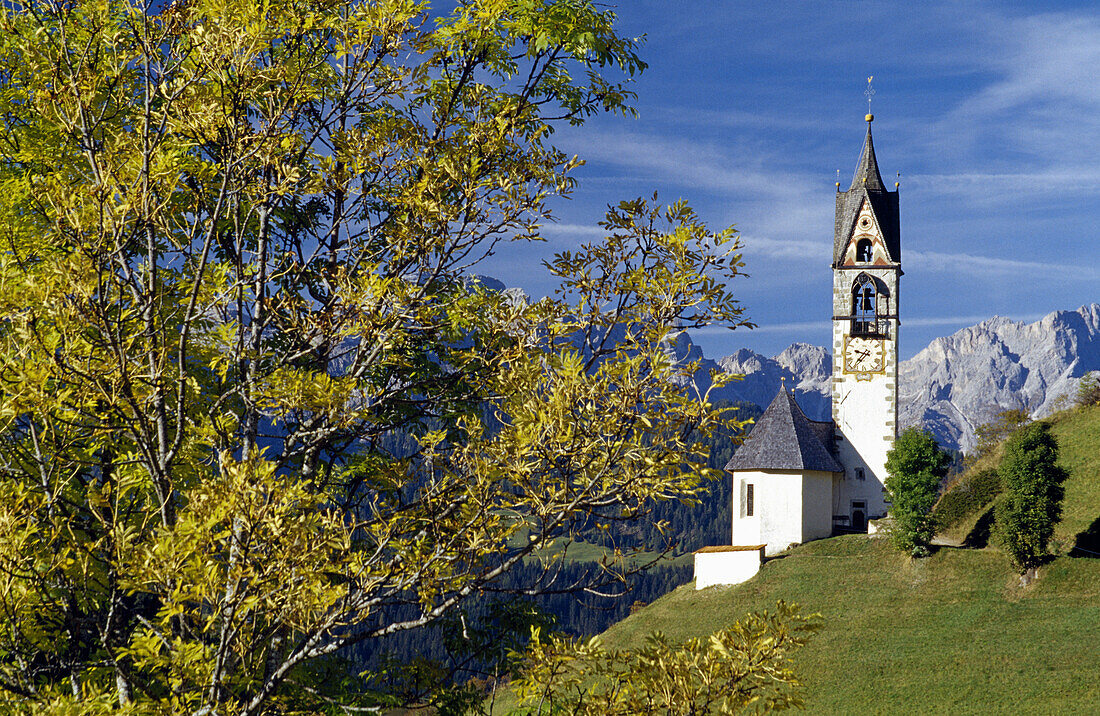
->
[726, 387, 844, 556]
[694, 386, 845, 588]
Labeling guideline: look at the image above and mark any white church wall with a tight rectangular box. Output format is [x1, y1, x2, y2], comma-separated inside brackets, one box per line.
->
[800, 471, 836, 542]
[731, 470, 805, 556]
[693, 546, 764, 589]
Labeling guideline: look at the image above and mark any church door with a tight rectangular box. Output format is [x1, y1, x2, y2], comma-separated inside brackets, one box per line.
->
[851, 501, 867, 532]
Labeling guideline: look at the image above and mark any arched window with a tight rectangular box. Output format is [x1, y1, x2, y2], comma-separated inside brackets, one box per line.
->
[856, 238, 873, 263]
[852, 274, 877, 335]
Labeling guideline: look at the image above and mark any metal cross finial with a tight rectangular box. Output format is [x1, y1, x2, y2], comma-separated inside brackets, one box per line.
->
[865, 76, 875, 114]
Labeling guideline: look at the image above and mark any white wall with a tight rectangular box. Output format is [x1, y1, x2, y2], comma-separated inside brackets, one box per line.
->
[731, 470, 808, 556]
[693, 547, 764, 589]
[801, 471, 837, 542]
[831, 263, 899, 523]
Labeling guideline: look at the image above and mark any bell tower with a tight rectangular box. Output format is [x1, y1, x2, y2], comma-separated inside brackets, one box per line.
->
[831, 112, 901, 529]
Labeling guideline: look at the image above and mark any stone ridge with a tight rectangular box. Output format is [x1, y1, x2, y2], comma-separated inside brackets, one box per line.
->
[897, 303, 1100, 451]
[703, 304, 1100, 453]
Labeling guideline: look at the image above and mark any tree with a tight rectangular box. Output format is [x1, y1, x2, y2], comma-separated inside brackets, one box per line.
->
[969, 408, 1030, 464]
[0, 0, 752, 712]
[993, 422, 1068, 573]
[884, 428, 951, 557]
[513, 601, 822, 715]
[1076, 371, 1100, 408]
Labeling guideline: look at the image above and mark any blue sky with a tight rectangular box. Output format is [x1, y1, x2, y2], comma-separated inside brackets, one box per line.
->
[479, 1, 1100, 360]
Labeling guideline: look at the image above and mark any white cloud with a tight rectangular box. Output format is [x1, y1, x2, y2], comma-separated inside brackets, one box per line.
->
[907, 249, 1100, 281]
[740, 234, 831, 261]
[561, 128, 820, 200]
[933, 8, 1100, 170]
[691, 320, 830, 336]
[534, 223, 609, 239]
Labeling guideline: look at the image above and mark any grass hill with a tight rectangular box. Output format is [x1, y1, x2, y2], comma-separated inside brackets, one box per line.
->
[596, 404, 1100, 714]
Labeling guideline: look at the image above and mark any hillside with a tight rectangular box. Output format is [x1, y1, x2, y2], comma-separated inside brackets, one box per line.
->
[597, 404, 1100, 713]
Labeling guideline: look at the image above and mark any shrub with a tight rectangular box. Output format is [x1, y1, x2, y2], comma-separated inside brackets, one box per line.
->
[993, 422, 1068, 572]
[969, 409, 1030, 464]
[885, 428, 952, 557]
[1076, 371, 1100, 408]
[932, 468, 1002, 529]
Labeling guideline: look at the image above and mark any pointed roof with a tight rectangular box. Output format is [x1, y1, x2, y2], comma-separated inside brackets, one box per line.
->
[725, 388, 843, 473]
[833, 116, 901, 267]
[849, 119, 886, 192]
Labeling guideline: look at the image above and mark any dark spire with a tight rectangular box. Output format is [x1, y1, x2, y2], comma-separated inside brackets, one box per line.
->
[833, 114, 900, 267]
[848, 115, 886, 193]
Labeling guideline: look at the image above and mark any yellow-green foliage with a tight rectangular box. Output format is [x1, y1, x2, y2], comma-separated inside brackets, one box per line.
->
[512, 601, 821, 715]
[0, 1, 753, 713]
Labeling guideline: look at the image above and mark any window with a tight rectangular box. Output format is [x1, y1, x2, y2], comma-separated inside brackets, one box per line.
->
[851, 274, 878, 336]
[856, 467, 865, 481]
[856, 238, 873, 263]
[746, 483, 754, 517]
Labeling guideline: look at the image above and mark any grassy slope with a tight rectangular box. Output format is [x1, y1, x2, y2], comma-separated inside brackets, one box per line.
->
[1052, 404, 1100, 546]
[598, 405, 1100, 714]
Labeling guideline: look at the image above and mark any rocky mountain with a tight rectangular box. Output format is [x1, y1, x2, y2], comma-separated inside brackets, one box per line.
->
[715, 343, 832, 420]
[668, 304, 1100, 453]
[897, 304, 1100, 452]
[470, 276, 1099, 453]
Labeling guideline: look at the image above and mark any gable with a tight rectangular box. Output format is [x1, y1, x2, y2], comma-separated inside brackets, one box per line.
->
[840, 199, 892, 266]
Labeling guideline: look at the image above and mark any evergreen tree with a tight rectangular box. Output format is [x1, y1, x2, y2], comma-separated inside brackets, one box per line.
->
[884, 428, 951, 557]
[994, 422, 1068, 572]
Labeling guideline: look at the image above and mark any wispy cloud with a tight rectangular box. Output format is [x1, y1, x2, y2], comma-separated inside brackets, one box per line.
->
[934, 9, 1100, 171]
[907, 249, 1100, 281]
[562, 128, 820, 200]
[740, 234, 830, 261]
[691, 320, 830, 336]
[534, 223, 609, 239]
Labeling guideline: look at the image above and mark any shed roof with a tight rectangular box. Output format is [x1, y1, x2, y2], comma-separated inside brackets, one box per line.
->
[725, 388, 843, 473]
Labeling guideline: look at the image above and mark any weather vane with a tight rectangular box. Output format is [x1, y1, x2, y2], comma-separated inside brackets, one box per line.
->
[865, 76, 875, 115]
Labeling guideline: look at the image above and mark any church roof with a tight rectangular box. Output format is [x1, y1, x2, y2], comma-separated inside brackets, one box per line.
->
[833, 118, 901, 267]
[850, 120, 886, 192]
[725, 387, 843, 473]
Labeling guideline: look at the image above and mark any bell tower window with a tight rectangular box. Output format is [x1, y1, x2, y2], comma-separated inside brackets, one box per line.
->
[852, 274, 878, 336]
[856, 238, 873, 263]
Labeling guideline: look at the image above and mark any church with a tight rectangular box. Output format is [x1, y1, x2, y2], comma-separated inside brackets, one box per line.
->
[695, 113, 901, 587]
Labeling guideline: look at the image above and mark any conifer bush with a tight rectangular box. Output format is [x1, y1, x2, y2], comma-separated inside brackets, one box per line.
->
[1076, 372, 1100, 408]
[885, 428, 952, 557]
[994, 422, 1068, 572]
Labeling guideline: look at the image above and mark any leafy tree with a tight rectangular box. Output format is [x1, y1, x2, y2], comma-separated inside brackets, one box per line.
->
[0, 0, 752, 712]
[994, 422, 1068, 572]
[969, 408, 1030, 464]
[884, 428, 951, 557]
[513, 601, 822, 715]
[1076, 371, 1100, 408]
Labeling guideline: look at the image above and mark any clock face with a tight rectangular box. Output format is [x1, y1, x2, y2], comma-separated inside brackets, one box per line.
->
[844, 336, 885, 374]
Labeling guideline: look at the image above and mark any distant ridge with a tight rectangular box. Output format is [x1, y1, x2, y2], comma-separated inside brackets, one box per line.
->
[667, 304, 1100, 453]
[470, 276, 1098, 453]
[898, 304, 1100, 451]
